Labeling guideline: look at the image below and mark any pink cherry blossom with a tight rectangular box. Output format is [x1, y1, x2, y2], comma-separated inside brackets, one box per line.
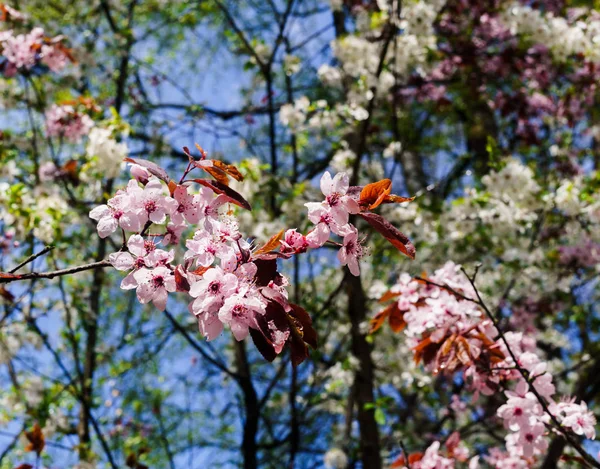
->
[129, 163, 151, 185]
[137, 177, 178, 225]
[171, 185, 202, 225]
[185, 230, 233, 268]
[164, 221, 186, 245]
[337, 228, 363, 276]
[45, 104, 93, 143]
[189, 266, 238, 315]
[40, 44, 68, 72]
[555, 401, 597, 439]
[218, 290, 266, 340]
[280, 229, 309, 253]
[89, 190, 142, 238]
[110, 236, 173, 289]
[318, 171, 360, 225]
[1, 27, 43, 70]
[131, 266, 175, 311]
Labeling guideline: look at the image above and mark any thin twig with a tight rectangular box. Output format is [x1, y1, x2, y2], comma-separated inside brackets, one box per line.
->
[9, 246, 55, 273]
[0, 259, 111, 284]
[460, 267, 600, 469]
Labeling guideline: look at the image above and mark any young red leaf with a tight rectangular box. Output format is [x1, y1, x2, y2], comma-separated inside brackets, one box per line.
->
[194, 143, 208, 158]
[167, 180, 178, 196]
[0, 286, 14, 302]
[369, 309, 388, 334]
[388, 302, 406, 333]
[213, 160, 244, 182]
[24, 423, 44, 456]
[289, 303, 317, 349]
[378, 290, 400, 303]
[358, 212, 416, 259]
[192, 179, 252, 211]
[174, 265, 190, 292]
[203, 165, 230, 186]
[359, 179, 392, 210]
[253, 259, 280, 287]
[384, 194, 415, 204]
[254, 230, 285, 256]
[124, 157, 170, 183]
[250, 327, 277, 362]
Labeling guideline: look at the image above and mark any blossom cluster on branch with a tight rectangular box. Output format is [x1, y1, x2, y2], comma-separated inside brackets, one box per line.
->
[0, 4, 74, 76]
[89, 154, 415, 364]
[373, 261, 597, 467]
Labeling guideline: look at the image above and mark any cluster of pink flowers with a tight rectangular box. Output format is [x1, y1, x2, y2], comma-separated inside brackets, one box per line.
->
[89, 158, 402, 361]
[558, 238, 600, 268]
[0, 26, 70, 76]
[494, 332, 596, 459]
[45, 104, 94, 143]
[381, 262, 597, 465]
[394, 433, 472, 469]
[290, 171, 364, 275]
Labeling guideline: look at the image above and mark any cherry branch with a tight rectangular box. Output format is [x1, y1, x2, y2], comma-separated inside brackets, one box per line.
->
[460, 266, 600, 469]
[0, 259, 112, 285]
[9, 245, 55, 274]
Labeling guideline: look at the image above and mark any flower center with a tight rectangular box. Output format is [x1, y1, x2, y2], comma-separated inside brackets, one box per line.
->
[145, 200, 157, 213]
[209, 281, 221, 294]
[232, 304, 245, 317]
[326, 193, 340, 207]
[152, 276, 164, 288]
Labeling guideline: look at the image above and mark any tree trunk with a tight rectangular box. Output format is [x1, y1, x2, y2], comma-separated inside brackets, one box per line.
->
[347, 274, 382, 469]
[235, 340, 259, 469]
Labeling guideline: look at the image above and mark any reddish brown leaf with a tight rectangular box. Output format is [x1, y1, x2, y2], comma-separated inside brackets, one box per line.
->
[253, 259, 280, 287]
[0, 286, 14, 302]
[289, 304, 317, 349]
[213, 160, 244, 182]
[124, 157, 170, 183]
[369, 309, 388, 334]
[203, 165, 230, 185]
[388, 303, 406, 333]
[190, 265, 211, 277]
[192, 179, 251, 211]
[13, 465, 34, 469]
[174, 265, 190, 292]
[194, 143, 208, 159]
[167, 180, 178, 196]
[378, 290, 400, 303]
[24, 423, 44, 456]
[358, 212, 416, 259]
[250, 327, 277, 362]
[252, 252, 292, 260]
[359, 179, 392, 209]
[254, 230, 284, 256]
[384, 194, 415, 204]
[456, 336, 472, 366]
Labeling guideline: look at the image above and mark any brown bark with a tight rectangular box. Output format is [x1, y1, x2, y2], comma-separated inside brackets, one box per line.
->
[235, 340, 260, 469]
[347, 274, 382, 469]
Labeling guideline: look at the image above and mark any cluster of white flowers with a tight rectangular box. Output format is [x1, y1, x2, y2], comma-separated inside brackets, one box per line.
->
[501, 3, 600, 62]
[279, 96, 310, 131]
[317, 64, 343, 88]
[383, 141, 402, 158]
[324, 448, 348, 469]
[85, 127, 129, 179]
[0, 323, 42, 365]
